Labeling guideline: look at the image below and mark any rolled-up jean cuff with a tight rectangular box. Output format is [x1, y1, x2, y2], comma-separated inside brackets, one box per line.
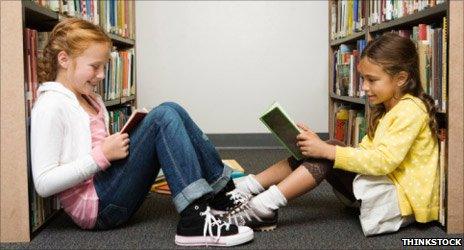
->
[173, 179, 213, 213]
[210, 165, 233, 194]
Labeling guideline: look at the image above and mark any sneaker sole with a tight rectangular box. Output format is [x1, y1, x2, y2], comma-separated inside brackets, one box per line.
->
[254, 224, 277, 232]
[175, 228, 254, 247]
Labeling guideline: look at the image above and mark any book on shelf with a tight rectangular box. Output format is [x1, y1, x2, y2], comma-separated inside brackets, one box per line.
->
[330, 0, 366, 40]
[334, 104, 365, 146]
[260, 102, 304, 160]
[333, 40, 366, 98]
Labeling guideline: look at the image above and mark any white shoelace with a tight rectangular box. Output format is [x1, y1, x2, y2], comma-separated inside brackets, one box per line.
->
[226, 189, 252, 206]
[224, 200, 262, 226]
[200, 206, 231, 246]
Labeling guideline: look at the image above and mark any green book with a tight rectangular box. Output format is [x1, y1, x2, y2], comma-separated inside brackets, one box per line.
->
[260, 102, 304, 160]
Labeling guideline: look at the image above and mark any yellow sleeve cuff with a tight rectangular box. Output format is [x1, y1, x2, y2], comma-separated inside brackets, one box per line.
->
[334, 145, 351, 170]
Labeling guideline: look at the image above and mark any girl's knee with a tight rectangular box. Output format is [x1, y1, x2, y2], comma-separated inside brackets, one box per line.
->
[159, 102, 184, 113]
[149, 105, 180, 125]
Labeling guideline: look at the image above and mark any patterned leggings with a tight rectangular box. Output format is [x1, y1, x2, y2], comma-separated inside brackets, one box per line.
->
[287, 139, 357, 203]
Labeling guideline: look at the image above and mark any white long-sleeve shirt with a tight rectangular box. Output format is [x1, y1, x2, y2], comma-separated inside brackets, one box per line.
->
[31, 81, 110, 228]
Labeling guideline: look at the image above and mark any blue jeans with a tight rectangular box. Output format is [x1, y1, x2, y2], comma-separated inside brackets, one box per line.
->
[93, 102, 232, 230]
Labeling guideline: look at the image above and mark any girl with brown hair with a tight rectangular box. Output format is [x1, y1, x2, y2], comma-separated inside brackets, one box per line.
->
[224, 32, 439, 236]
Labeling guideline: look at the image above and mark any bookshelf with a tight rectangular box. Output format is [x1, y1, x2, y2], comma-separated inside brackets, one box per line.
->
[1, 0, 138, 242]
[328, 0, 462, 234]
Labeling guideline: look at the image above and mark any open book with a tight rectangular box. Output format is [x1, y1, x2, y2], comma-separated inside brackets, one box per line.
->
[120, 108, 148, 133]
[260, 102, 304, 160]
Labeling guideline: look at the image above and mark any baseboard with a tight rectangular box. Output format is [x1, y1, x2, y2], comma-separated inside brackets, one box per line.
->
[207, 133, 329, 149]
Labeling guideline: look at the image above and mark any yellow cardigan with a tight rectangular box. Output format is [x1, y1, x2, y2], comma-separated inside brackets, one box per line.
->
[334, 94, 439, 223]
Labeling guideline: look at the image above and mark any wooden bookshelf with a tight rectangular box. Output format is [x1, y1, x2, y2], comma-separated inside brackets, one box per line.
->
[1, 0, 30, 242]
[329, 92, 366, 105]
[330, 30, 366, 46]
[328, 0, 463, 234]
[446, 0, 463, 234]
[104, 95, 136, 108]
[107, 33, 136, 48]
[1, 0, 138, 242]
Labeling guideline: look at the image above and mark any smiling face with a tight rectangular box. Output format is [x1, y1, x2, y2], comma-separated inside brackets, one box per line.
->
[358, 57, 407, 111]
[56, 42, 110, 96]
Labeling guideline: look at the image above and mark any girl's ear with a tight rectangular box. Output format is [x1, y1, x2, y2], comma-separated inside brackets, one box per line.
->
[396, 71, 409, 87]
[57, 50, 70, 69]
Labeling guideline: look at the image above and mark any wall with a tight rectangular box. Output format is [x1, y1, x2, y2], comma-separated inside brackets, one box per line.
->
[136, 1, 328, 133]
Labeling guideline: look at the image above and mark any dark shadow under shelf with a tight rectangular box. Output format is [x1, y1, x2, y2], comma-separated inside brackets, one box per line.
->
[330, 92, 366, 105]
[23, 1, 58, 31]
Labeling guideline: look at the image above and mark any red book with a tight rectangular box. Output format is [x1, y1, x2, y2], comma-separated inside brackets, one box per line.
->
[120, 108, 148, 134]
[418, 24, 428, 41]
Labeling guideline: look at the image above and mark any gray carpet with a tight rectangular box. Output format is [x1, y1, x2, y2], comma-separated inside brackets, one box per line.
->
[2, 149, 462, 249]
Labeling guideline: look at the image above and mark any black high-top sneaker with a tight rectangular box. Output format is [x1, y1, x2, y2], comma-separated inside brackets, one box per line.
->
[209, 180, 253, 216]
[175, 195, 254, 247]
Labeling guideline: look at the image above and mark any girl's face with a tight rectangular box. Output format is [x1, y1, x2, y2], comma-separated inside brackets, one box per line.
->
[62, 43, 110, 96]
[358, 57, 406, 111]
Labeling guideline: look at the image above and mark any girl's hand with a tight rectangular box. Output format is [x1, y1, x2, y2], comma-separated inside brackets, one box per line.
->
[296, 123, 335, 160]
[101, 132, 130, 161]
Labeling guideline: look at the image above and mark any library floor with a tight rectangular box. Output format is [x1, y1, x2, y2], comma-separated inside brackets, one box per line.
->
[3, 149, 462, 249]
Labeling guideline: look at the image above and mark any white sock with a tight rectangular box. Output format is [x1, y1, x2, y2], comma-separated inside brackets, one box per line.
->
[235, 174, 265, 195]
[249, 185, 287, 217]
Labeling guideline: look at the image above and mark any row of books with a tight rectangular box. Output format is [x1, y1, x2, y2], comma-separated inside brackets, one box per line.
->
[28, 172, 60, 231]
[108, 105, 133, 134]
[24, 25, 61, 228]
[30, 0, 136, 39]
[394, 18, 447, 112]
[330, 0, 367, 40]
[333, 39, 367, 98]
[29, 185, 60, 231]
[330, 0, 445, 40]
[334, 106, 366, 147]
[24, 28, 42, 116]
[95, 48, 136, 102]
[367, 0, 446, 26]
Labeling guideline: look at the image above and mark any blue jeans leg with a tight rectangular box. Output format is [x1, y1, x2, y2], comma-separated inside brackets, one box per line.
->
[159, 102, 232, 193]
[94, 104, 223, 229]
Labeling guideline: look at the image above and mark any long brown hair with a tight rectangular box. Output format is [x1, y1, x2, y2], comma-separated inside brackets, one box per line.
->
[361, 32, 438, 139]
[38, 18, 112, 83]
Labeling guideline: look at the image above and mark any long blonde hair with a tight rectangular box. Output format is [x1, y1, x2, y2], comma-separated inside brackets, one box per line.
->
[38, 18, 112, 83]
[362, 33, 438, 139]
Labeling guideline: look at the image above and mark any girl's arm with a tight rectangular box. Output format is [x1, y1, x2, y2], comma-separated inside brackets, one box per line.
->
[334, 104, 428, 175]
[31, 104, 100, 197]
